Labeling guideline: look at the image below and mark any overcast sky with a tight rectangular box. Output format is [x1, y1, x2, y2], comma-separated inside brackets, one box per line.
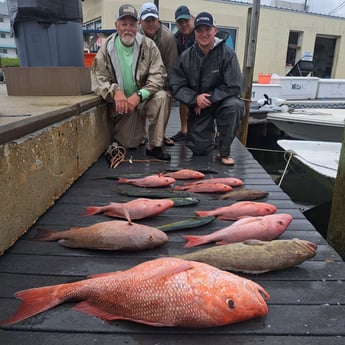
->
[232, 0, 345, 16]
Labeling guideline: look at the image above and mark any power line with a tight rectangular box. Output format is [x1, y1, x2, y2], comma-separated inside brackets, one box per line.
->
[328, 1, 345, 15]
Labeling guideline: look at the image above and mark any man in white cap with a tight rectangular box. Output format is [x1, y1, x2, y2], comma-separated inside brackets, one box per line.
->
[91, 4, 171, 160]
[170, 12, 245, 165]
[139, 2, 178, 146]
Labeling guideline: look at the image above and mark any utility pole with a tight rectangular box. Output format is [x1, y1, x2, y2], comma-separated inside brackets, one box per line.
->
[238, 0, 261, 145]
[154, 0, 159, 10]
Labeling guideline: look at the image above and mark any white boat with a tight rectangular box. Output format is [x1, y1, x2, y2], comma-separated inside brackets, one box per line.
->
[277, 139, 341, 187]
[267, 108, 345, 142]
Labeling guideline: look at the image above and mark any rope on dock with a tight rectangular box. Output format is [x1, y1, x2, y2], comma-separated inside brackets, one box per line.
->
[278, 151, 294, 186]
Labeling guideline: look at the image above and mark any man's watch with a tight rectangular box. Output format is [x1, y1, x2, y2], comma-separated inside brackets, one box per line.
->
[136, 90, 143, 102]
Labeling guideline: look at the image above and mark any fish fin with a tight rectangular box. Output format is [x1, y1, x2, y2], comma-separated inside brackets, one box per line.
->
[215, 240, 230, 245]
[183, 235, 208, 248]
[73, 301, 122, 320]
[87, 272, 122, 279]
[122, 205, 132, 225]
[0, 285, 64, 325]
[195, 211, 210, 217]
[31, 229, 57, 241]
[217, 215, 236, 220]
[82, 206, 101, 216]
[243, 239, 265, 245]
[57, 239, 81, 248]
[145, 261, 193, 280]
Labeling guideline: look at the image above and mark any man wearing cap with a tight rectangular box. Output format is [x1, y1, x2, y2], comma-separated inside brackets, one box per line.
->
[91, 4, 171, 161]
[170, 5, 195, 142]
[139, 2, 178, 146]
[169, 12, 245, 165]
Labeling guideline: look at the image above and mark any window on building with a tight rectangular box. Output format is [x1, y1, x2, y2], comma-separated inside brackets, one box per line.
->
[286, 31, 302, 67]
[1, 33, 6, 39]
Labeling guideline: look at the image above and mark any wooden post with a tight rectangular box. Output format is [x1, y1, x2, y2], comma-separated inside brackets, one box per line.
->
[327, 130, 345, 259]
[238, 0, 261, 145]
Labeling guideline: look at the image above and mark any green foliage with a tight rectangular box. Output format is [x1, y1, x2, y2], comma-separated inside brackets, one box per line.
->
[0, 57, 20, 67]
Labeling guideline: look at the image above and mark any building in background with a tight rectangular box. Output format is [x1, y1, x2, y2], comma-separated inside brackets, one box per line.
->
[82, 0, 345, 80]
[0, 1, 16, 59]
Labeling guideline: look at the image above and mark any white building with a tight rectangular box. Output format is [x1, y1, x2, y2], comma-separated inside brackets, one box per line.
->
[0, 1, 17, 59]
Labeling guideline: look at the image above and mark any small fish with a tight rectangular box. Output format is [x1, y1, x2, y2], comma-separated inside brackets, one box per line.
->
[183, 213, 292, 248]
[173, 183, 232, 193]
[163, 169, 205, 179]
[117, 174, 176, 188]
[158, 216, 216, 232]
[31, 220, 168, 251]
[216, 189, 269, 201]
[177, 238, 317, 274]
[184, 177, 243, 187]
[1, 257, 269, 328]
[83, 198, 174, 220]
[117, 188, 191, 198]
[195, 201, 277, 220]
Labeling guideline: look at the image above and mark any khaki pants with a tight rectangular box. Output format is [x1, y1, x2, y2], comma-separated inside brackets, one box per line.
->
[112, 90, 169, 149]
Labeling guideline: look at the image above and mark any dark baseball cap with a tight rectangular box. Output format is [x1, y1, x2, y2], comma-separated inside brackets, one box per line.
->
[175, 5, 191, 21]
[116, 4, 138, 21]
[194, 12, 215, 29]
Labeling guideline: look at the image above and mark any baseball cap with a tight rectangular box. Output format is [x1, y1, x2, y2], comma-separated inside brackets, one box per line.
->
[116, 4, 138, 21]
[194, 12, 216, 29]
[175, 5, 191, 21]
[140, 3, 159, 20]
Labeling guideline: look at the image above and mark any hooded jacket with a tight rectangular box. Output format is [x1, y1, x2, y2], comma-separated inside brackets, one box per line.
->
[91, 32, 167, 103]
[169, 36, 243, 109]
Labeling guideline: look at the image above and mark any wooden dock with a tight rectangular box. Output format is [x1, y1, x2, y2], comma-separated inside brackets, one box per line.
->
[1, 112, 344, 344]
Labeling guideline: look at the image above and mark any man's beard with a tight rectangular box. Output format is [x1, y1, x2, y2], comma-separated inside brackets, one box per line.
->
[120, 32, 135, 46]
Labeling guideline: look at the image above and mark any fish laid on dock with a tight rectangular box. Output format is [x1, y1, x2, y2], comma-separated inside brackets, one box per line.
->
[31, 220, 168, 251]
[83, 198, 174, 220]
[158, 216, 216, 232]
[1, 257, 269, 328]
[216, 189, 269, 201]
[177, 238, 317, 274]
[195, 201, 277, 220]
[173, 183, 232, 193]
[183, 213, 293, 247]
[117, 187, 191, 199]
[162, 169, 205, 179]
[117, 175, 176, 187]
[184, 177, 244, 187]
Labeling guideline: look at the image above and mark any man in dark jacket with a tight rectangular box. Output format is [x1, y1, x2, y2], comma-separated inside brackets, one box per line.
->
[169, 12, 245, 165]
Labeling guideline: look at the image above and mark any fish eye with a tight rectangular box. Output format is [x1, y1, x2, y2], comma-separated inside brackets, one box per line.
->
[226, 299, 236, 309]
[278, 220, 284, 225]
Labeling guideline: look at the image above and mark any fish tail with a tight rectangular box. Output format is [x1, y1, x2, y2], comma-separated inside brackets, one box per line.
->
[0, 285, 70, 325]
[117, 177, 128, 183]
[183, 235, 208, 248]
[31, 229, 58, 241]
[195, 211, 211, 217]
[83, 206, 101, 216]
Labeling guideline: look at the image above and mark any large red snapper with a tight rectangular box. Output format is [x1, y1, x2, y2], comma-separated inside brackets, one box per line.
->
[183, 213, 293, 248]
[1, 257, 269, 328]
[83, 198, 174, 220]
[117, 174, 175, 187]
[31, 220, 168, 251]
[195, 201, 277, 219]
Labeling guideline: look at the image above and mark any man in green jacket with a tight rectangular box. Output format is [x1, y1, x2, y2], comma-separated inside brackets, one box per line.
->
[91, 4, 171, 160]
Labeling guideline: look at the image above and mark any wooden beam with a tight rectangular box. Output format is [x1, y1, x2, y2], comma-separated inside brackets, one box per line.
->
[238, 0, 261, 145]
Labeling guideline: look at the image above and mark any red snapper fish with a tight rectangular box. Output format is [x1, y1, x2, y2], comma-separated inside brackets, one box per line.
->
[184, 177, 243, 187]
[117, 174, 176, 188]
[195, 201, 277, 220]
[1, 257, 270, 328]
[163, 169, 205, 179]
[173, 183, 232, 193]
[30, 220, 168, 251]
[183, 213, 293, 248]
[83, 198, 174, 220]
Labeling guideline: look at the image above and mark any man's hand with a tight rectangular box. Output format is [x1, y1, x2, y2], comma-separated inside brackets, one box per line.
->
[127, 93, 141, 113]
[114, 89, 129, 114]
[196, 93, 212, 109]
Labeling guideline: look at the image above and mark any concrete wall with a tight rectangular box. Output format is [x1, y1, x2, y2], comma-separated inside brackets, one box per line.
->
[82, 0, 345, 79]
[0, 103, 112, 255]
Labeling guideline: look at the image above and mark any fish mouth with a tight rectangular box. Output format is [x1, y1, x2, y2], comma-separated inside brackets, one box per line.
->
[295, 239, 317, 253]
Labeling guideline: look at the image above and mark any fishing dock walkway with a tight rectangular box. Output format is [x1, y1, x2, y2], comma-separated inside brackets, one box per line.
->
[1, 95, 344, 344]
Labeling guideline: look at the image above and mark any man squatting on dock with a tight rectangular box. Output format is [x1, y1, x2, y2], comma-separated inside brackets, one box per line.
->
[91, 4, 171, 161]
